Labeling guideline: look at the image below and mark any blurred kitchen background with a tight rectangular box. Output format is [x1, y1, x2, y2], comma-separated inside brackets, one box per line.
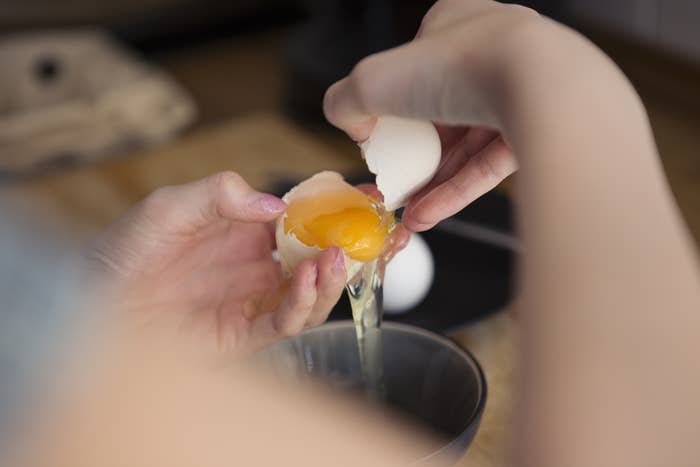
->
[0, 0, 699, 327]
[1, 4, 699, 465]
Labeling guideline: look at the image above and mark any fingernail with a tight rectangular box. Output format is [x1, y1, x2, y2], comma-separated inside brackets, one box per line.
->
[249, 193, 286, 214]
[307, 264, 318, 287]
[333, 248, 345, 274]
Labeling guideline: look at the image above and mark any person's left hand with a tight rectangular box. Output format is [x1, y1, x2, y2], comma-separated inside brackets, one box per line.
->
[88, 172, 344, 355]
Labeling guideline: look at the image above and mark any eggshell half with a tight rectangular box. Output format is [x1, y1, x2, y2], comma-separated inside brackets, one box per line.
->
[360, 116, 441, 211]
[275, 171, 364, 280]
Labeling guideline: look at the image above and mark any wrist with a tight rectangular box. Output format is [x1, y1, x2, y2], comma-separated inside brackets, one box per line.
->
[490, 18, 647, 145]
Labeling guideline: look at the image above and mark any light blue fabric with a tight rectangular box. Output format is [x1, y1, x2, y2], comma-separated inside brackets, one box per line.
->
[0, 208, 83, 459]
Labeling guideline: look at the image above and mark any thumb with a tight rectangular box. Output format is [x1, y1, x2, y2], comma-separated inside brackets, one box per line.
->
[139, 171, 286, 233]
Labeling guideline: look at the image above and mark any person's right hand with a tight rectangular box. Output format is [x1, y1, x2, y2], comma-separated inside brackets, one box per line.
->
[323, 0, 545, 231]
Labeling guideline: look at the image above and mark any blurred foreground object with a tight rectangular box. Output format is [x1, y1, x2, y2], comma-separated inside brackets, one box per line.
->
[0, 201, 86, 461]
[0, 30, 196, 174]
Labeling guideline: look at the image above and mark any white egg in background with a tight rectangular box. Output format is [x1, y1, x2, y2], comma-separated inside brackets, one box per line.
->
[383, 233, 435, 314]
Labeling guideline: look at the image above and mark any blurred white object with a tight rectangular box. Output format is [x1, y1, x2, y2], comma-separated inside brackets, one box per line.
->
[383, 233, 434, 314]
[0, 30, 196, 173]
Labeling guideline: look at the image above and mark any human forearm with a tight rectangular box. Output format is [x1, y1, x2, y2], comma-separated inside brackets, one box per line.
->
[493, 19, 700, 467]
[323, 2, 700, 464]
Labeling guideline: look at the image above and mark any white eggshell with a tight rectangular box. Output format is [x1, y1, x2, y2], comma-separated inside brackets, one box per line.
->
[275, 171, 364, 280]
[383, 233, 434, 314]
[361, 116, 441, 211]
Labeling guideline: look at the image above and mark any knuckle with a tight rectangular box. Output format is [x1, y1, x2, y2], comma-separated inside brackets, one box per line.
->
[506, 4, 539, 19]
[418, 3, 440, 34]
[274, 315, 303, 338]
[475, 144, 513, 184]
[144, 186, 171, 208]
[140, 186, 178, 221]
[208, 171, 245, 216]
[322, 86, 338, 122]
[350, 55, 382, 112]
[306, 315, 326, 328]
[444, 176, 466, 199]
[424, 0, 457, 21]
[291, 291, 316, 312]
[209, 171, 244, 197]
[420, 0, 483, 35]
[475, 152, 500, 183]
[287, 276, 316, 311]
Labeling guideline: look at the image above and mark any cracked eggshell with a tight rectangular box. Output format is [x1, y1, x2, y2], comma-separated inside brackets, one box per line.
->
[275, 171, 364, 281]
[361, 116, 441, 211]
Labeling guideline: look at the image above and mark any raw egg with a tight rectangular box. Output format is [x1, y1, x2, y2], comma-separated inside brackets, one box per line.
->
[275, 172, 393, 279]
[275, 116, 441, 279]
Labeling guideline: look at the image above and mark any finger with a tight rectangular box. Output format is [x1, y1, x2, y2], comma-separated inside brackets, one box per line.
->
[435, 124, 468, 153]
[411, 127, 499, 206]
[139, 171, 287, 234]
[403, 137, 517, 231]
[415, 0, 497, 39]
[272, 259, 319, 337]
[323, 0, 540, 141]
[306, 247, 346, 327]
[264, 220, 278, 247]
[356, 183, 383, 202]
[435, 128, 499, 185]
[323, 26, 500, 141]
[246, 259, 318, 348]
[383, 224, 411, 263]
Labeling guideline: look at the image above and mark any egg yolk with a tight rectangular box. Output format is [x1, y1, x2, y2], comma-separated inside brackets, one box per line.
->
[284, 189, 392, 262]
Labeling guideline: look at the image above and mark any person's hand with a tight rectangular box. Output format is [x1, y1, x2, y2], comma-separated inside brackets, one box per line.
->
[87, 172, 386, 356]
[323, 0, 545, 231]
